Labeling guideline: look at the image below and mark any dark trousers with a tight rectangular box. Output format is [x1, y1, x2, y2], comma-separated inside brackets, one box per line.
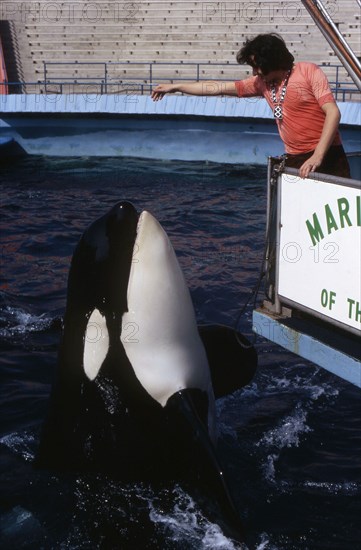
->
[284, 144, 351, 178]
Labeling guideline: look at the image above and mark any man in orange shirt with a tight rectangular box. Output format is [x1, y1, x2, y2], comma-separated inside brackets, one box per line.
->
[151, 34, 350, 179]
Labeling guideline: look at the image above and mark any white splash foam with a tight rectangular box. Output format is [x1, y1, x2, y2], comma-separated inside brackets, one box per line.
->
[303, 480, 360, 495]
[0, 431, 36, 462]
[257, 405, 312, 484]
[255, 532, 279, 549]
[0, 306, 52, 338]
[149, 488, 240, 549]
[268, 369, 340, 402]
[258, 406, 312, 450]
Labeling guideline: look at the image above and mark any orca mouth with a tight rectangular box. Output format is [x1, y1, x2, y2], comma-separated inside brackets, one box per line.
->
[133, 210, 149, 260]
[134, 210, 144, 248]
[135, 209, 150, 232]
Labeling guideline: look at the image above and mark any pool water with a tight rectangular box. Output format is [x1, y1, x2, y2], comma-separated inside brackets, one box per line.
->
[0, 155, 360, 549]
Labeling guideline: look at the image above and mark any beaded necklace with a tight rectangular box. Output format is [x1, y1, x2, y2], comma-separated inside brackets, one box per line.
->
[270, 69, 291, 120]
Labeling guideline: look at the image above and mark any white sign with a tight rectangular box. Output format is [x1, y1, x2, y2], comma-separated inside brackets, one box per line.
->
[278, 173, 361, 333]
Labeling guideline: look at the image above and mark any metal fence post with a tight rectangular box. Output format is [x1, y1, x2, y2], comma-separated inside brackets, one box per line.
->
[43, 61, 47, 93]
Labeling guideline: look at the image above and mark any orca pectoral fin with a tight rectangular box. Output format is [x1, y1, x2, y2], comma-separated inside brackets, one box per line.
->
[165, 389, 244, 542]
[199, 325, 257, 398]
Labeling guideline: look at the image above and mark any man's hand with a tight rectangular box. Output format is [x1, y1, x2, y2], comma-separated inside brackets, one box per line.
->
[299, 151, 324, 178]
[151, 84, 177, 101]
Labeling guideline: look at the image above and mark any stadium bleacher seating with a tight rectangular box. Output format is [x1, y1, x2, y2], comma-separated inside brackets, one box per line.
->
[0, 0, 360, 96]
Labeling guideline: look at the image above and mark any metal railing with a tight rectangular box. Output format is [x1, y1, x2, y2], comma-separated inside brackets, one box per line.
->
[42, 60, 238, 86]
[1, 61, 360, 101]
[2, 81, 154, 96]
[42, 60, 360, 101]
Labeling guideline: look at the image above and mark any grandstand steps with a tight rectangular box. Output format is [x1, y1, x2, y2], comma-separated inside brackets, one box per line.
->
[0, 0, 360, 93]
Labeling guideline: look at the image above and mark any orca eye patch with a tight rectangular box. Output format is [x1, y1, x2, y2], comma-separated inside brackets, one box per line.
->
[83, 309, 110, 380]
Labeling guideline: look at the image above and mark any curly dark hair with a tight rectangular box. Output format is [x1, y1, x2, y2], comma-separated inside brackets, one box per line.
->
[236, 33, 294, 75]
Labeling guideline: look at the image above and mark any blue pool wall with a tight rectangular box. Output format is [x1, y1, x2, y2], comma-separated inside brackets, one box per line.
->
[0, 95, 360, 176]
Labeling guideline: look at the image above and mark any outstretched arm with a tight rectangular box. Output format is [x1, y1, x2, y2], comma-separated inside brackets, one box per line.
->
[151, 80, 238, 101]
[299, 102, 341, 178]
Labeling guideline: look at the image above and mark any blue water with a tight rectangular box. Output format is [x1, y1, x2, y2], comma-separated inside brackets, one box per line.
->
[0, 156, 360, 549]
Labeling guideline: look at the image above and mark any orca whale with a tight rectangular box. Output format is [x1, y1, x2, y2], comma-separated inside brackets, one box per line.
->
[35, 201, 257, 539]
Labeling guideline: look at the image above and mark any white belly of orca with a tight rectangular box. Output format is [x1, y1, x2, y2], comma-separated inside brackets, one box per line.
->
[122, 211, 213, 408]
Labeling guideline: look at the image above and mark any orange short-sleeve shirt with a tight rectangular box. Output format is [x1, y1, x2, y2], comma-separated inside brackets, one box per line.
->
[235, 62, 341, 154]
